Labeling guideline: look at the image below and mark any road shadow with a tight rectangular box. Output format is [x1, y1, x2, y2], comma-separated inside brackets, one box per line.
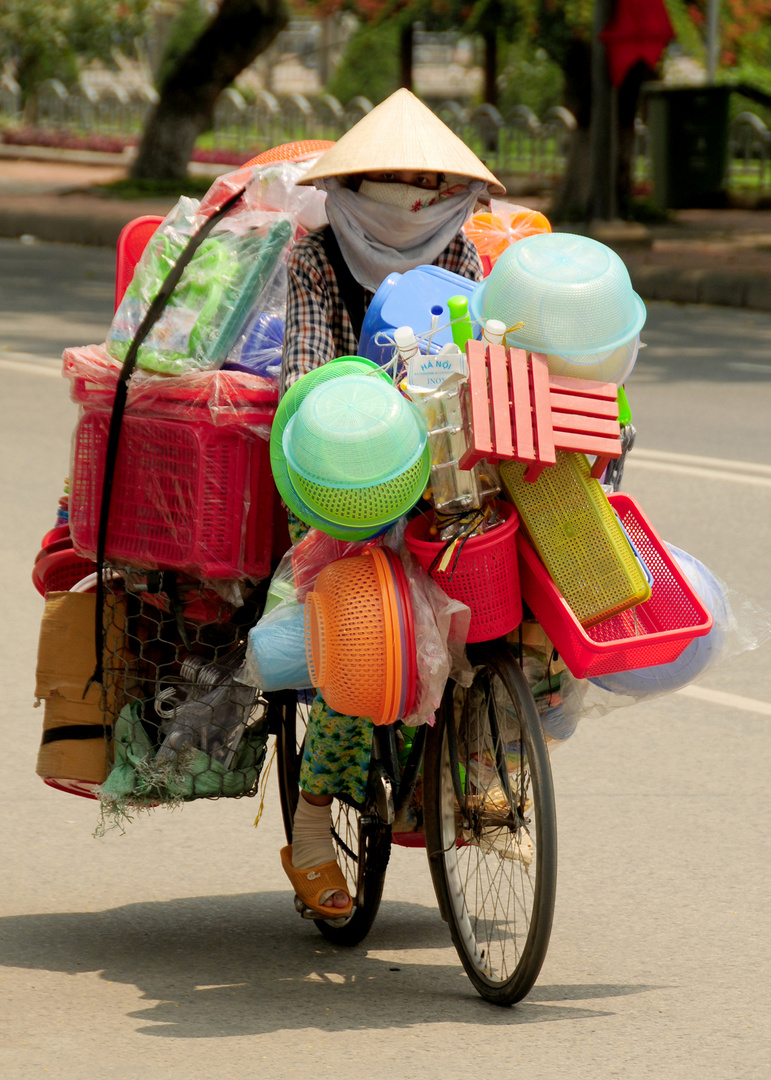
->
[0, 893, 662, 1036]
[635, 304, 771, 386]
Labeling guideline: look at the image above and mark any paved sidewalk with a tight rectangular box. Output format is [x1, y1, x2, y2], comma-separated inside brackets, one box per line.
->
[1, 151, 771, 310]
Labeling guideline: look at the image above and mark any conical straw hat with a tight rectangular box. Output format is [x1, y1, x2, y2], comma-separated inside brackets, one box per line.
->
[298, 88, 505, 194]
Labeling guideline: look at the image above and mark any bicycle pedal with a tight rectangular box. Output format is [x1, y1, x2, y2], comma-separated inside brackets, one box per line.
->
[371, 767, 395, 824]
[293, 895, 352, 926]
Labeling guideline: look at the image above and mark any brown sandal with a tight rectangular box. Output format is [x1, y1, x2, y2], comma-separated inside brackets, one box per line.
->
[280, 845, 353, 919]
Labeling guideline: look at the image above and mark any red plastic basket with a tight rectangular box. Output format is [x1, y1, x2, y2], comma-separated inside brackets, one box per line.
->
[517, 491, 713, 679]
[404, 503, 522, 643]
[69, 407, 275, 580]
[32, 547, 95, 596]
[114, 215, 164, 311]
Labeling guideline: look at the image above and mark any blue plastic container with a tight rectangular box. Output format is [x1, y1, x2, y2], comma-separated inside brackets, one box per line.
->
[224, 312, 285, 378]
[245, 603, 312, 692]
[358, 265, 479, 366]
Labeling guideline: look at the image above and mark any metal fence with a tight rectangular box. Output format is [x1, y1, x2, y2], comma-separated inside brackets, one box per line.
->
[3, 75, 771, 195]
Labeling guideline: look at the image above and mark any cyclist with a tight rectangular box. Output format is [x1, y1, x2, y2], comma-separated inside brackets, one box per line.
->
[278, 88, 504, 918]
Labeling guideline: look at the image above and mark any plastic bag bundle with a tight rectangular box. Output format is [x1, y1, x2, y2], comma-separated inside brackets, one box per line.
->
[241, 602, 312, 692]
[106, 196, 293, 376]
[464, 198, 551, 270]
[240, 521, 472, 724]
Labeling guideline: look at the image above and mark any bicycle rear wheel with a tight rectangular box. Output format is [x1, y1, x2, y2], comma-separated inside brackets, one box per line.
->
[423, 642, 557, 1005]
[273, 691, 391, 947]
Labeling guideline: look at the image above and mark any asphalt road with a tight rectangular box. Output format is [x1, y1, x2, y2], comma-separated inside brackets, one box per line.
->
[1, 238, 770, 1079]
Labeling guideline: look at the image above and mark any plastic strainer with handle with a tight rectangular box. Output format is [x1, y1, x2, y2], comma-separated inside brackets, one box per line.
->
[469, 231, 646, 358]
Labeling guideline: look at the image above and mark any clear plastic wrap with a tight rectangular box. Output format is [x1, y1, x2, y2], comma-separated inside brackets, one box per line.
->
[223, 262, 286, 380]
[63, 343, 278, 426]
[239, 527, 381, 694]
[508, 620, 576, 749]
[106, 197, 294, 376]
[398, 542, 473, 726]
[199, 157, 328, 231]
[240, 601, 312, 692]
[63, 345, 279, 581]
[154, 672, 259, 768]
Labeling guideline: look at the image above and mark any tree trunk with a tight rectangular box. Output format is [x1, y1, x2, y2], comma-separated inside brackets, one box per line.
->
[131, 0, 289, 181]
[399, 21, 414, 91]
[547, 39, 592, 222]
[616, 61, 654, 217]
[483, 29, 498, 107]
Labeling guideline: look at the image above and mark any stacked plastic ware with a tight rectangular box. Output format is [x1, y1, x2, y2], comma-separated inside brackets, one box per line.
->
[404, 502, 522, 643]
[273, 365, 430, 540]
[304, 547, 417, 725]
[469, 231, 646, 385]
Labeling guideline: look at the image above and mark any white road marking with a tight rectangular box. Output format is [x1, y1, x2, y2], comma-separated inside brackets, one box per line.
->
[0, 351, 61, 376]
[677, 684, 771, 717]
[727, 361, 771, 374]
[629, 448, 771, 488]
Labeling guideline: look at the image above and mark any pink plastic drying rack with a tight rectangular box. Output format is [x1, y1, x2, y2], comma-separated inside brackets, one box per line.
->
[516, 491, 714, 679]
[460, 339, 622, 482]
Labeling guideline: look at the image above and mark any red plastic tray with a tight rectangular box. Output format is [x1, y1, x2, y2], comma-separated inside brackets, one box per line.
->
[517, 491, 713, 679]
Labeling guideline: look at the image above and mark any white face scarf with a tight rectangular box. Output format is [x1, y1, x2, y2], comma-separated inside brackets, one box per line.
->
[317, 177, 487, 292]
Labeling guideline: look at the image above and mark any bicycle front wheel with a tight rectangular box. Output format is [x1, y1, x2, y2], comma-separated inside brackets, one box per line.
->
[423, 642, 557, 1005]
[273, 691, 391, 947]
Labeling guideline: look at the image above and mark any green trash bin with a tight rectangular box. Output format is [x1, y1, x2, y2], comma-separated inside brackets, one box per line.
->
[644, 84, 731, 210]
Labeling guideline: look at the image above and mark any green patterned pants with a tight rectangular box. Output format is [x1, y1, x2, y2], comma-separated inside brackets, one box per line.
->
[287, 512, 374, 804]
[299, 692, 374, 805]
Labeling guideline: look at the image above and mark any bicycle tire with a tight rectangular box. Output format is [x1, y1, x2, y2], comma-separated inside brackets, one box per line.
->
[273, 691, 391, 947]
[423, 642, 557, 1005]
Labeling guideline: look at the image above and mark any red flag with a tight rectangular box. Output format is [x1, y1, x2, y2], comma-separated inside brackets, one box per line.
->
[599, 0, 675, 88]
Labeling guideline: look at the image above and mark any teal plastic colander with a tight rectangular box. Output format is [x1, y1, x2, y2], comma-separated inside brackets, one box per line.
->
[469, 231, 646, 358]
[283, 374, 428, 489]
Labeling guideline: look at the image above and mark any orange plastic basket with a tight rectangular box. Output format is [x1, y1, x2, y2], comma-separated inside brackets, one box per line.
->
[241, 140, 335, 168]
[304, 548, 408, 725]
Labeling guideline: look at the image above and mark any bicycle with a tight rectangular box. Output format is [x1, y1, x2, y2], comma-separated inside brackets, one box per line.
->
[271, 635, 558, 1007]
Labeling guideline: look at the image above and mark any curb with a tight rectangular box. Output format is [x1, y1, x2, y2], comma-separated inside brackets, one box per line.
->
[628, 265, 771, 312]
[0, 207, 131, 247]
[0, 143, 133, 167]
[1, 196, 770, 313]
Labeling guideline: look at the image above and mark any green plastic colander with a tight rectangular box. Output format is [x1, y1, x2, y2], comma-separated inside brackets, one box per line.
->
[287, 444, 431, 528]
[270, 357, 394, 539]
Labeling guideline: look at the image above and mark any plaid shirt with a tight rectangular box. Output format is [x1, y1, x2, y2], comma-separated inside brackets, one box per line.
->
[280, 226, 483, 396]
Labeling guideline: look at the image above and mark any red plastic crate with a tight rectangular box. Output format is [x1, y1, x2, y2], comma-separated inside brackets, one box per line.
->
[70, 407, 276, 580]
[517, 491, 713, 678]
